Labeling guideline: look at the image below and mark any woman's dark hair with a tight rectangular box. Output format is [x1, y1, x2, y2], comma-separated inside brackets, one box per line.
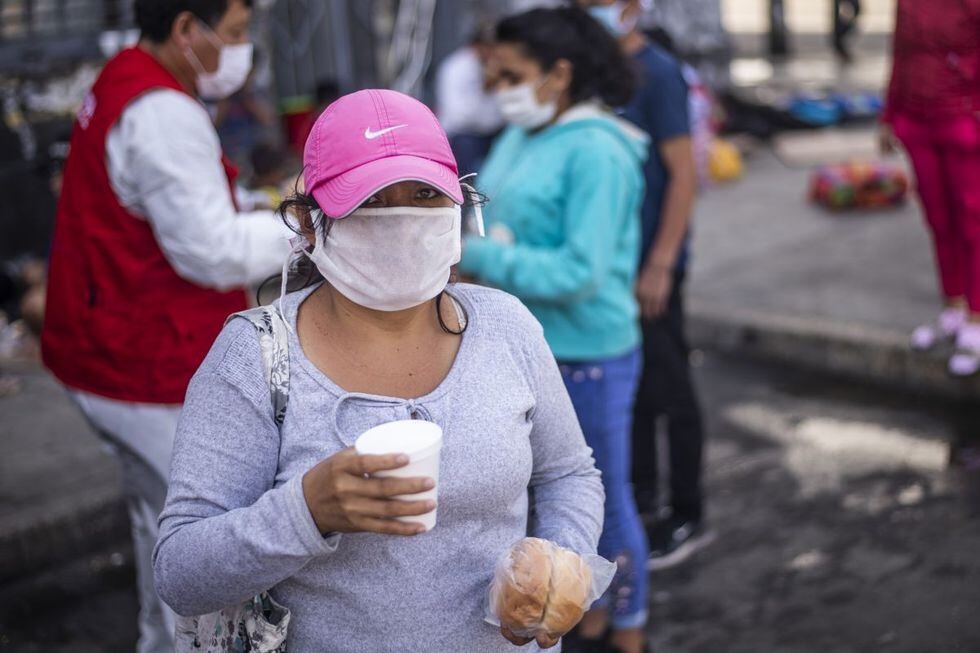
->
[135, 0, 252, 43]
[495, 7, 636, 107]
[259, 180, 475, 335]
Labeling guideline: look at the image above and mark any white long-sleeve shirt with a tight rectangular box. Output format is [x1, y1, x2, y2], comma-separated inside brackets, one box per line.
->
[435, 46, 503, 137]
[106, 89, 293, 292]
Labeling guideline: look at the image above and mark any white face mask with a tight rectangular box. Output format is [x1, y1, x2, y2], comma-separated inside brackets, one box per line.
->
[305, 206, 462, 312]
[494, 80, 557, 130]
[185, 21, 253, 100]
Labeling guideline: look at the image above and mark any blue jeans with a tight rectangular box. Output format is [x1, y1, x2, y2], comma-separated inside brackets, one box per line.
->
[560, 348, 648, 630]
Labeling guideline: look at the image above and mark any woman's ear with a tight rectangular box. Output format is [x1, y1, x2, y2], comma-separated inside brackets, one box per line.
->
[298, 206, 316, 246]
[550, 59, 574, 98]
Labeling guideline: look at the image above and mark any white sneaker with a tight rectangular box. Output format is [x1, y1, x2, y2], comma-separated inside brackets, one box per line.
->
[949, 323, 980, 377]
[911, 307, 966, 351]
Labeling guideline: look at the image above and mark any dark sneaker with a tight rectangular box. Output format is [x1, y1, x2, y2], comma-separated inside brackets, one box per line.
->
[646, 518, 715, 571]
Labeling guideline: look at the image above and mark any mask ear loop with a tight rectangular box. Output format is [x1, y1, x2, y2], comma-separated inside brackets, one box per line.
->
[458, 173, 485, 238]
[276, 234, 309, 334]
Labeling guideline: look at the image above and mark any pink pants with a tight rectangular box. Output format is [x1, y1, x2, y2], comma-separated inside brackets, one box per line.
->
[893, 113, 980, 312]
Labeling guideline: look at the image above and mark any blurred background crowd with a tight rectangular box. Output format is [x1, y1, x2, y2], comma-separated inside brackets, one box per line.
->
[0, 0, 912, 387]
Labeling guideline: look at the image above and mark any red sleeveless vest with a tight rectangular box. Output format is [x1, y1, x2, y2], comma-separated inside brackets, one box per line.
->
[42, 47, 248, 404]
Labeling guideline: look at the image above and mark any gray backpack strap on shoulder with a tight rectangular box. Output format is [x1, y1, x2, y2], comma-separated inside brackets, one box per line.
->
[226, 306, 290, 427]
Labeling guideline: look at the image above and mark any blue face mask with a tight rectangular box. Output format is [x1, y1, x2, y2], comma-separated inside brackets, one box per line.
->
[588, 2, 636, 37]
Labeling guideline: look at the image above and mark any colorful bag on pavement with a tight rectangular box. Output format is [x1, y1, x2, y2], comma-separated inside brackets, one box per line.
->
[809, 161, 908, 211]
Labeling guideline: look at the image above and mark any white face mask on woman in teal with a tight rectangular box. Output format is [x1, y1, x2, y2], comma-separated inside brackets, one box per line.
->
[493, 77, 557, 130]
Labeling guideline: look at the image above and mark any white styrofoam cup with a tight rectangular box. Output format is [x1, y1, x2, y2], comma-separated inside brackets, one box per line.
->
[354, 419, 442, 531]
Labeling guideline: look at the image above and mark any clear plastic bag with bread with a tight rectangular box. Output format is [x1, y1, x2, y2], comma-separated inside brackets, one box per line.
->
[486, 537, 616, 641]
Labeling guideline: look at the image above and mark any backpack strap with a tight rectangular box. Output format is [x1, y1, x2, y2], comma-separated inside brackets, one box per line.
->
[226, 306, 290, 427]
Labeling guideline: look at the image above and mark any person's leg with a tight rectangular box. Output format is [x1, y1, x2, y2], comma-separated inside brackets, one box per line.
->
[118, 447, 178, 653]
[660, 270, 705, 525]
[831, 0, 851, 61]
[563, 351, 648, 652]
[563, 363, 613, 642]
[631, 314, 668, 517]
[894, 114, 970, 349]
[832, 0, 854, 61]
[640, 271, 713, 570]
[841, 0, 861, 36]
[768, 0, 790, 57]
[896, 116, 967, 302]
[941, 117, 980, 375]
[70, 391, 180, 653]
[953, 175, 980, 319]
[832, 0, 844, 43]
[630, 342, 662, 515]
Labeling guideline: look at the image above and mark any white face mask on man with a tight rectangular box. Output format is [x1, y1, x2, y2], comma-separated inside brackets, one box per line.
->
[304, 206, 462, 312]
[184, 20, 253, 100]
[494, 78, 558, 130]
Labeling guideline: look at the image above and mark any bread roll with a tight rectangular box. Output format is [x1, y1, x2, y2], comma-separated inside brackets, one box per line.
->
[541, 548, 592, 635]
[495, 538, 553, 632]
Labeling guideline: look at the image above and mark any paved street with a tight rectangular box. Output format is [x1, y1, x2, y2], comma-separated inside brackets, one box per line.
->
[649, 354, 980, 653]
[1, 353, 977, 652]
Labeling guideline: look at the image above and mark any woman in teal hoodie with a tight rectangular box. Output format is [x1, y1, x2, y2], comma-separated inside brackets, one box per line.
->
[459, 7, 650, 653]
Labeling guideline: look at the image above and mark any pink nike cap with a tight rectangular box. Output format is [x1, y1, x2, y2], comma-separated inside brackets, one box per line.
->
[303, 89, 464, 219]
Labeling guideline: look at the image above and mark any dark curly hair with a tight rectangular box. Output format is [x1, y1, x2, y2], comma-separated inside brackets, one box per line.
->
[495, 6, 636, 107]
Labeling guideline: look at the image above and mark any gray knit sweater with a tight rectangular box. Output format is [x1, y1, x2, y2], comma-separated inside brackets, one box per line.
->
[153, 283, 604, 653]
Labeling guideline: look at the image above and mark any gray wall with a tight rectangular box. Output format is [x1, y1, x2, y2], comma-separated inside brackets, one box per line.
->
[268, 0, 548, 103]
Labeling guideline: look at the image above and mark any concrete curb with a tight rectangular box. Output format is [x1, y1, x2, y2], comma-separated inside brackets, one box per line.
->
[687, 303, 980, 402]
[0, 483, 128, 583]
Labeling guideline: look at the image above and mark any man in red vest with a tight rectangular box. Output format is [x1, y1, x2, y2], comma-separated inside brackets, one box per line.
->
[41, 1, 291, 649]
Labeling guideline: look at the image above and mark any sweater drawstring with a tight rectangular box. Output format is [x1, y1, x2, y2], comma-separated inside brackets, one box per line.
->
[331, 393, 434, 443]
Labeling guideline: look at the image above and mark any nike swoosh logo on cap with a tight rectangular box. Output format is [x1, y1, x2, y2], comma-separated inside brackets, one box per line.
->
[364, 124, 407, 139]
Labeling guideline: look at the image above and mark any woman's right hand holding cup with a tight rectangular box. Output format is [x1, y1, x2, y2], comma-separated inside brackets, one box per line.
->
[302, 447, 435, 537]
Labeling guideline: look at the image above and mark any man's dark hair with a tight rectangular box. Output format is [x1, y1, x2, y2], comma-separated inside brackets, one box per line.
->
[135, 0, 252, 43]
[495, 7, 636, 107]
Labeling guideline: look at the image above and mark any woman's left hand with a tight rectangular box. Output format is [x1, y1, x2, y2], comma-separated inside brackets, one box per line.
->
[499, 626, 561, 649]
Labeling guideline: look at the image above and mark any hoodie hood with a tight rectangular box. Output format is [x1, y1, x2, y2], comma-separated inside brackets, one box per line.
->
[547, 100, 650, 163]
